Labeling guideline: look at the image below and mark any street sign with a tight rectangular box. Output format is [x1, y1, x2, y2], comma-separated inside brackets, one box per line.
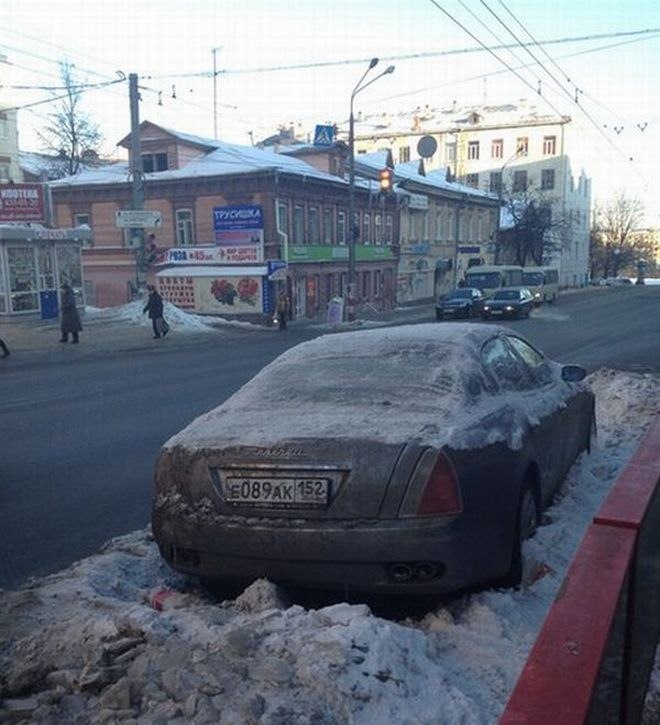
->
[115, 210, 163, 228]
[313, 124, 334, 146]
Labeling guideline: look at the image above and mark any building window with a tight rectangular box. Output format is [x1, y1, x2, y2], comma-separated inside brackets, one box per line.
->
[141, 152, 168, 173]
[516, 137, 529, 156]
[541, 168, 555, 190]
[362, 213, 371, 245]
[467, 141, 480, 160]
[176, 208, 194, 245]
[374, 269, 382, 298]
[337, 210, 346, 245]
[385, 214, 393, 244]
[491, 139, 503, 159]
[308, 206, 320, 244]
[398, 146, 411, 163]
[293, 205, 304, 243]
[466, 173, 479, 188]
[277, 202, 290, 247]
[0, 112, 8, 139]
[543, 135, 557, 155]
[0, 156, 10, 181]
[435, 211, 443, 241]
[74, 213, 91, 228]
[513, 170, 528, 192]
[445, 142, 456, 163]
[374, 213, 382, 244]
[489, 172, 502, 193]
[322, 207, 333, 244]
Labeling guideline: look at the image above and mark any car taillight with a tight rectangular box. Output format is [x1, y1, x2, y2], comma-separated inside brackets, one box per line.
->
[417, 452, 462, 516]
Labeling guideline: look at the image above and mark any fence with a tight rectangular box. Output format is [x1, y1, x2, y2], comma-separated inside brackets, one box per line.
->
[501, 416, 660, 724]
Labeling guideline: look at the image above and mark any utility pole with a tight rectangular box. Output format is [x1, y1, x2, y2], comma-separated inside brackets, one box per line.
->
[129, 73, 145, 292]
[212, 47, 222, 138]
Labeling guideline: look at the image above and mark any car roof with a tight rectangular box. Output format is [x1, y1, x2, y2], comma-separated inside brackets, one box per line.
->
[165, 323, 524, 451]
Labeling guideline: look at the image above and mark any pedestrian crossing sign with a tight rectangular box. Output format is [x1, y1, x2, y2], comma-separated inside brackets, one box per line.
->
[314, 124, 334, 147]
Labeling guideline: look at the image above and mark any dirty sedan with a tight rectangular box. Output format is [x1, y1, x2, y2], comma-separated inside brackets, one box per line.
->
[152, 324, 594, 596]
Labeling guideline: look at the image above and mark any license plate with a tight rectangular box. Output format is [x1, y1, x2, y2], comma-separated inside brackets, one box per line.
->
[223, 477, 330, 509]
[490, 309, 503, 315]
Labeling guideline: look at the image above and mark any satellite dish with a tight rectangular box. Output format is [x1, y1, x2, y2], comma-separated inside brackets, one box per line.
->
[417, 135, 438, 158]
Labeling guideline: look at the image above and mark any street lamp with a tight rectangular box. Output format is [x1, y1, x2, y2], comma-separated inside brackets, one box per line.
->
[347, 58, 395, 321]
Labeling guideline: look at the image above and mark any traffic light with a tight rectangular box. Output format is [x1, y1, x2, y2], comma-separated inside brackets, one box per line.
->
[379, 167, 393, 193]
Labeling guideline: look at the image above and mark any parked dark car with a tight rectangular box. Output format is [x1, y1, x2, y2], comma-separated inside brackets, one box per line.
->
[482, 287, 535, 320]
[153, 324, 594, 596]
[436, 287, 485, 320]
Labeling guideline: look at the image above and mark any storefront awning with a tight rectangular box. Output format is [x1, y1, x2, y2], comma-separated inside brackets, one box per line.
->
[155, 265, 268, 277]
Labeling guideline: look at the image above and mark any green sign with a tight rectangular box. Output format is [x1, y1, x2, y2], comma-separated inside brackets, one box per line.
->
[289, 245, 395, 262]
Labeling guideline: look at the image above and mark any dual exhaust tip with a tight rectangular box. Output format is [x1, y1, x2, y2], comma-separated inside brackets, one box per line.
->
[388, 561, 445, 583]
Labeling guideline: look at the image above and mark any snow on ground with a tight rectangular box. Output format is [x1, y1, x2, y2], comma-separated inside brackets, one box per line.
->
[1, 370, 658, 724]
[84, 300, 269, 333]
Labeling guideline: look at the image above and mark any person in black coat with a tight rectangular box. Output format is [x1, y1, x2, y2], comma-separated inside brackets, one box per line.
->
[0, 336, 9, 358]
[143, 284, 168, 339]
[59, 282, 82, 344]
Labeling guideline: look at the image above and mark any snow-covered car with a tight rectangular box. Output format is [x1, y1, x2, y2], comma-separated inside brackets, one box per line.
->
[152, 324, 595, 596]
[435, 287, 486, 320]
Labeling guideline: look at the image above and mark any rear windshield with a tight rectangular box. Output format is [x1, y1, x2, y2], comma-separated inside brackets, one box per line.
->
[466, 272, 500, 289]
[448, 289, 473, 299]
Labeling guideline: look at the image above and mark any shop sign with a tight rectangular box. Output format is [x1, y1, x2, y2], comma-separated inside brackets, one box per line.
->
[458, 245, 481, 254]
[163, 245, 261, 264]
[213, 204, 263, 245]
[0, 183, 46, 222]
[406, 193, 429, 210]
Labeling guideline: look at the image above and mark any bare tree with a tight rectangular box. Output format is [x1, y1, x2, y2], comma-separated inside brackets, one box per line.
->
[590, 193, 645, 279]
[38, 61, 103, 177]
[499, 186, 565, 266]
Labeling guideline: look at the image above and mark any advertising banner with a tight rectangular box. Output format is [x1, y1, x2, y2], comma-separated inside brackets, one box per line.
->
[196, 275, 263, 314]
[0, 183, 46, 222]
[213, 204, 263, 246]
[158, 273, 265, 314]
[163, 246, 260, 264]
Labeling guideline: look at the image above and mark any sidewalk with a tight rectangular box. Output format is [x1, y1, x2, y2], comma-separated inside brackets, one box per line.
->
[0, 301, 437, 364]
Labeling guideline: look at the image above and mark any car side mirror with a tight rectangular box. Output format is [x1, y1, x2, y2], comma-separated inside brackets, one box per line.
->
[561, 364, 587, 382]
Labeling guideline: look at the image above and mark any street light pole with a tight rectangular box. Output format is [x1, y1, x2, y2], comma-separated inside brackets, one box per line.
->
[347, 58, 394, 321]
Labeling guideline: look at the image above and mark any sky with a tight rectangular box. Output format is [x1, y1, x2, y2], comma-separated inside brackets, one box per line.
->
[1, 304, 659, 720]
[2, 1, 660, 221]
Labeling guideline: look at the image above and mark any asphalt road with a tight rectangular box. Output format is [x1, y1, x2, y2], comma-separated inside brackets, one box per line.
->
[1, 285, 659, 590]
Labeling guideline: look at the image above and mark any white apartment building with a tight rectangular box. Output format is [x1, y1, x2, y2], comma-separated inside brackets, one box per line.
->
[0, 53, 23, 183]
[344, 100, 591, 287]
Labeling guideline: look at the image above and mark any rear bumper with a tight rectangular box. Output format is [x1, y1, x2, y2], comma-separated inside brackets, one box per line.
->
[152, 506, 509, 595]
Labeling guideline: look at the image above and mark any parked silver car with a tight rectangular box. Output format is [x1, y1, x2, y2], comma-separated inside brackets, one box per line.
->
[152, 324, 594, 596]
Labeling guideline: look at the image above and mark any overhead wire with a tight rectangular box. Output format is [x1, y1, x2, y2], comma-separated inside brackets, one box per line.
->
[425, 0, 569, 119]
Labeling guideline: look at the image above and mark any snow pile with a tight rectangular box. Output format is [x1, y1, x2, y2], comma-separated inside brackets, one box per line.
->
[85, 300, 267, 333]
[1, 370, 658, 724]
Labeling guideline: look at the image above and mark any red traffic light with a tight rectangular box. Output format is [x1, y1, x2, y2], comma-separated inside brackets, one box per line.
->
[379, 167, 393, 192]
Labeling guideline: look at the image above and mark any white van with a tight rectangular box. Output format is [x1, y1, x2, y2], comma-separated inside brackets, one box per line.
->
[522, 267, 559, 303]
[464, 265, 524, 297]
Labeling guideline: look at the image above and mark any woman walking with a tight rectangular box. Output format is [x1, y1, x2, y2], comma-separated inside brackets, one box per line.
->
[59, 282, 82, 344]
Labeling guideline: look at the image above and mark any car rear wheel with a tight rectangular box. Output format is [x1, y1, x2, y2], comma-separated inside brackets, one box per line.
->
[503, 481, 539, 588]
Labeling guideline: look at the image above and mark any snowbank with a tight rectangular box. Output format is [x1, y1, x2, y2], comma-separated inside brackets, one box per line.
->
[1, 369, 658, 724]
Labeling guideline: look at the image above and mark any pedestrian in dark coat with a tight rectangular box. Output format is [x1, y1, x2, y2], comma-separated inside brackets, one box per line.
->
[276, 292, 290, 330]
[0, 336, 9, 358]
[59, 282, 82, 344]
[143, 284, 168, 339]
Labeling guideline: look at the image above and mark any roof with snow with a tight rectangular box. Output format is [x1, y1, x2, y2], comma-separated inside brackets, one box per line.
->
[355, 151, 497, 202]
[50, 125, 348, 189]
[347, 100, 570, 137]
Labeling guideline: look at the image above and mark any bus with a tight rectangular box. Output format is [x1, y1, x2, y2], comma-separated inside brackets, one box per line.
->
[464, 265, 523, 296]
[522, 267, 559, 304]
